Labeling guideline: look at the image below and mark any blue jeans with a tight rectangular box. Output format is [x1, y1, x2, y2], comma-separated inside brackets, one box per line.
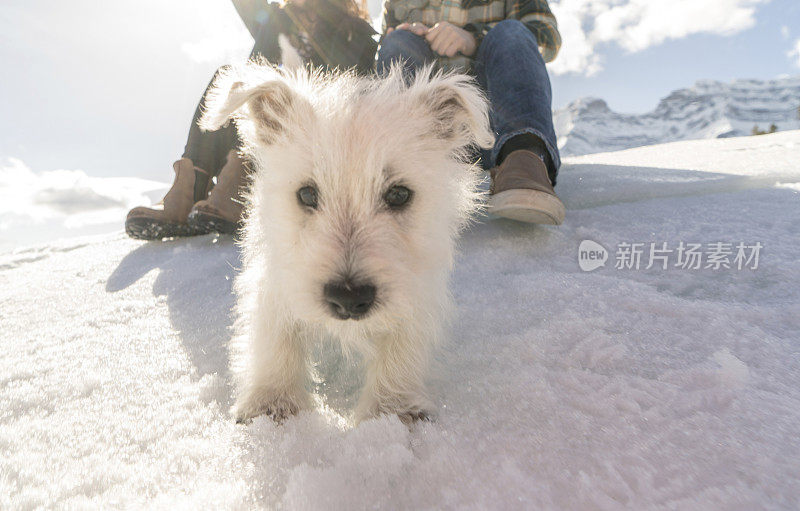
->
[377, 20, 560, 184]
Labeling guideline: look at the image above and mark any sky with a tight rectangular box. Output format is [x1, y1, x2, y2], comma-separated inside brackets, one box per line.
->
[0, 0, 799, 248]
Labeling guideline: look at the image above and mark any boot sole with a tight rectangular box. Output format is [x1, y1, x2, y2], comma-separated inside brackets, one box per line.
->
[187, 210, 243, 235]
[489, 189, 566, 225]
[125, 217, 198, 240]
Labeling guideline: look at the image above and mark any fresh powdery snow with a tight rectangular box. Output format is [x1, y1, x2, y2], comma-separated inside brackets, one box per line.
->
[2, 132, 800, 510]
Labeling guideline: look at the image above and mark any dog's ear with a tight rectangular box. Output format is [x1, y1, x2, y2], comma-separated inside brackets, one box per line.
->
[410, 67, 494, 151]
[199, 66, 305, 146]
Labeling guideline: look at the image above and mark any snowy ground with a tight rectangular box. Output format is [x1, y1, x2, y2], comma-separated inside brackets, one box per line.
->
[2, 132, 799, 509]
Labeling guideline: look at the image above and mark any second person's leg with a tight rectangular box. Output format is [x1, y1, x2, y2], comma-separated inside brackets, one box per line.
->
[377, 29, 437, 77]
[473, 20, 565, 224]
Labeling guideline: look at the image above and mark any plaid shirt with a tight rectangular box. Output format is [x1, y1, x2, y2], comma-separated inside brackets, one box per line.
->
[382, 0, 561, 70]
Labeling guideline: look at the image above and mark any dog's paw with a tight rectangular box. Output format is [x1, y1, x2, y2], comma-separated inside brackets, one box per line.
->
[355, 395, 434, 425]
[233, 392, 308, 424]
[397, 409, 434, 425]
[355, 406, 434, 426]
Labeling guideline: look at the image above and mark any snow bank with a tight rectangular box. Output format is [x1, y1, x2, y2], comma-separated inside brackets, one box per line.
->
[0, 158, 168, 251]
[2, 132, 799, 509]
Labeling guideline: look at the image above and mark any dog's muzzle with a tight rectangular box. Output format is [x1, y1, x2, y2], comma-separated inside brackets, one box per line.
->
[323, 281, 376, 320]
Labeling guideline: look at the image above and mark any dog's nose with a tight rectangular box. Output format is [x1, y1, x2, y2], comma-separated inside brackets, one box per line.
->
[323, 281, 376, 320]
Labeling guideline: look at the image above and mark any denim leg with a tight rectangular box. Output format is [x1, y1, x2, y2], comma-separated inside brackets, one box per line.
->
[376, 30, 437, 77]
[473, 20, 560, 182]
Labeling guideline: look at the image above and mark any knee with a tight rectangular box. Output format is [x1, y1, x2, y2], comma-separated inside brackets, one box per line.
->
[484, 19, 536, 48]
[378, 29, 427, 62]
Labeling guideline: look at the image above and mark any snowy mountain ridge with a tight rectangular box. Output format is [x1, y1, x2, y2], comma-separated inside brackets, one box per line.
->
[555, 75, 800, 157]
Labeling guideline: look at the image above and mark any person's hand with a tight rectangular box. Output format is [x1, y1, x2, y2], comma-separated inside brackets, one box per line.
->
[425, 21, 477, 57]
[388, 22, 430, 36]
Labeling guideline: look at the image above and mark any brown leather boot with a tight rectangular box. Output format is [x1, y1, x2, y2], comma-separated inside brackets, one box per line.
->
[488, 150, 565, 225]
[188, 151, 247, 235]
[125, 159, 212, 240]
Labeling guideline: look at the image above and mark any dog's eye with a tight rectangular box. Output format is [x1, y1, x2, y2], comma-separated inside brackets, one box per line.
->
[297, 186, 319, 209]
[384, 185, 412, 210]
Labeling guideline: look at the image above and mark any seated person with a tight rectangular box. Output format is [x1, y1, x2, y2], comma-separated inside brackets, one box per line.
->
[376, 0, 565, 224]
[126, 0, 377, 239]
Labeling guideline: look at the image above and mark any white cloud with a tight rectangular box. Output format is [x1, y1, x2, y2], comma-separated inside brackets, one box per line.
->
[789, 39, 800, 68]
[781, 26, 790, 40]
[180, 6, 253, 65]
[181, 34, 253, 65]
[548, 1, 605, 76]
[549, 0, 769, 76]
[0, 158, 167, 236]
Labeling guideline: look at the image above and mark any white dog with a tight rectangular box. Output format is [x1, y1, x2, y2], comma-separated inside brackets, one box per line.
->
[200, 61, 493, 424]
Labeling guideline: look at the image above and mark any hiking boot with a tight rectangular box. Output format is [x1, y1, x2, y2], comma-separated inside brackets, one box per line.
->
[188, 151, 247, 235]
[488, 150, 565, 225]
[125, 159, 212, 240]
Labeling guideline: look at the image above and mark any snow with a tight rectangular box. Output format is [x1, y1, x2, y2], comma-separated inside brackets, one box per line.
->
[2, 132, 800, 509]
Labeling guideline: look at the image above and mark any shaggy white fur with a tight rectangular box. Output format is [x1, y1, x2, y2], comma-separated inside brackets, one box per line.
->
[200, 62, 493, 424]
